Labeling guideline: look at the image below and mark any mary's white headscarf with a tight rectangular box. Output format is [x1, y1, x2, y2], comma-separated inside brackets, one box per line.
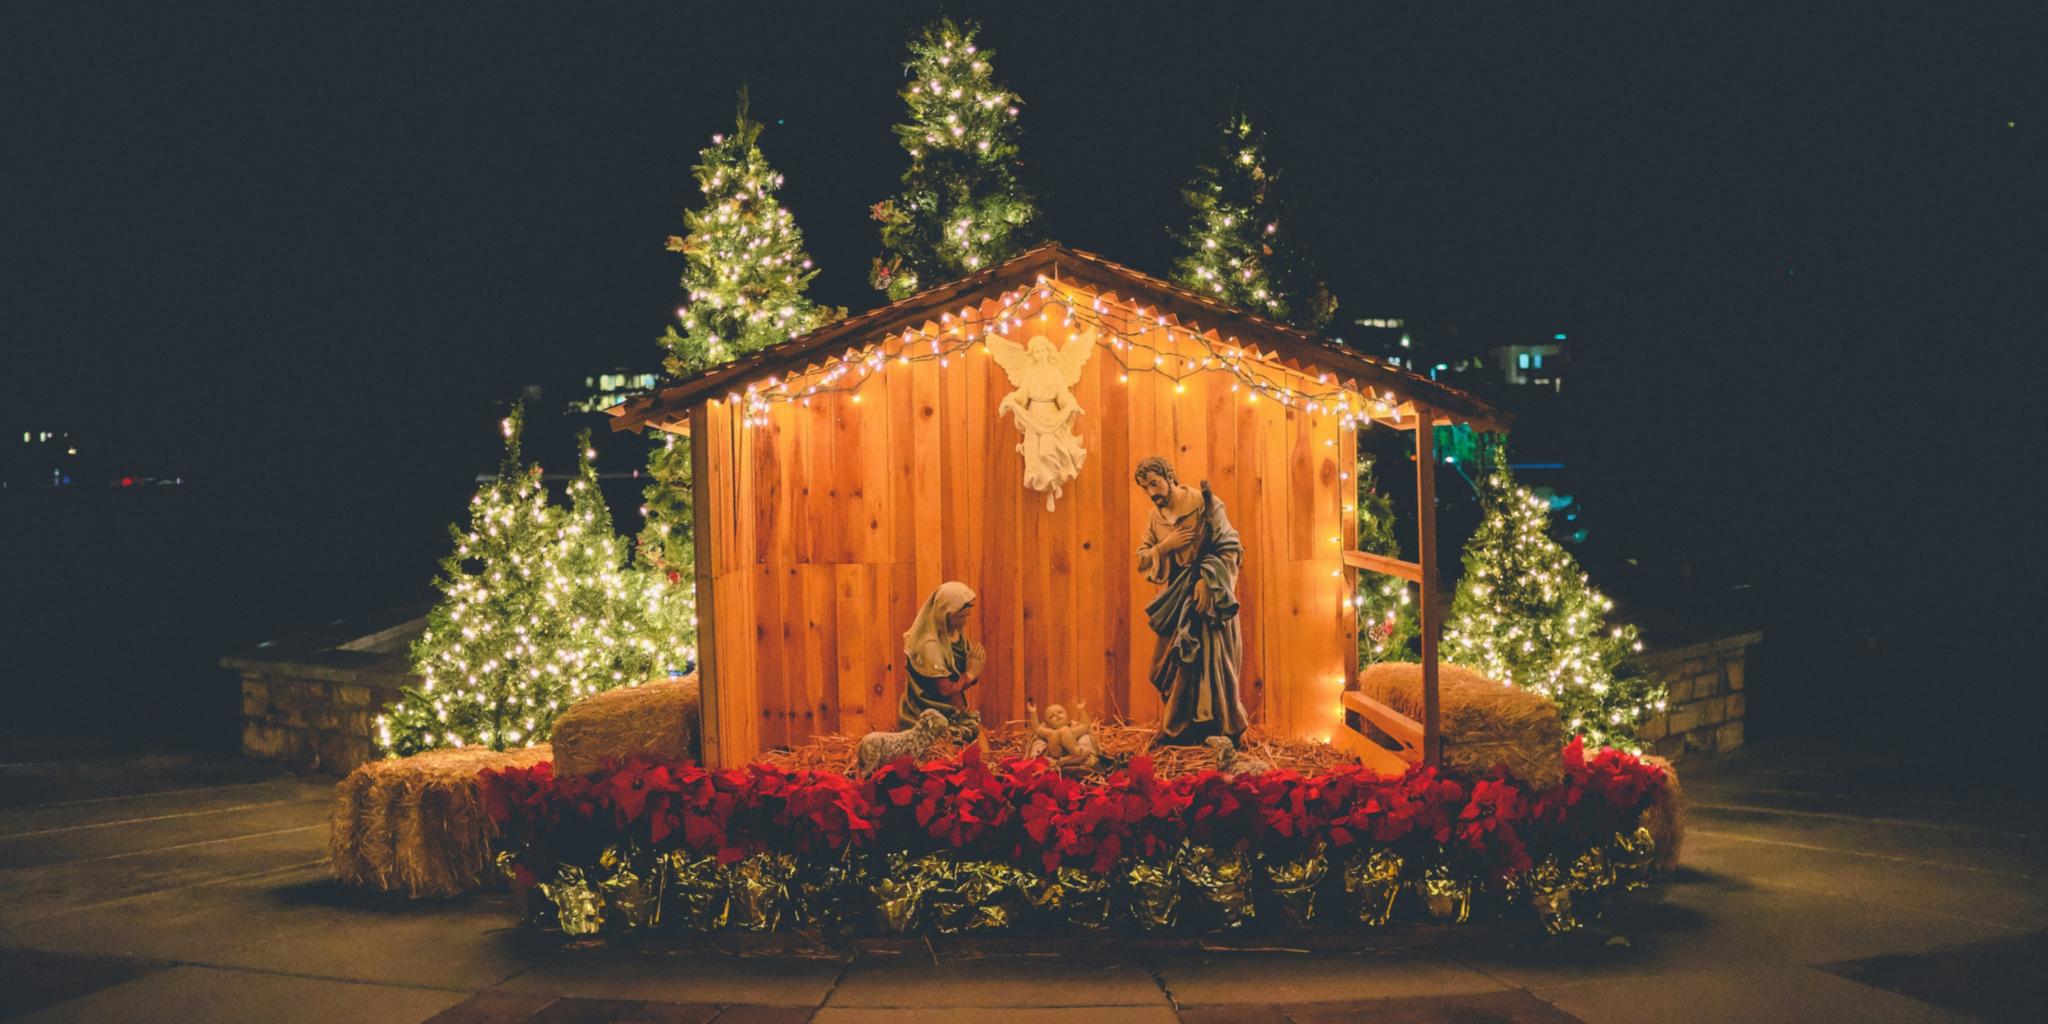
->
[903, 581, 976, 678]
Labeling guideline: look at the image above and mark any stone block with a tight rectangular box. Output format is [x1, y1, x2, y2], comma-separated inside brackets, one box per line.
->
[1664, 703, 1702, 737]
[240, 677, 269, 717]
[1715, 720, 1744, 752]
[1637, 715, 1668, 742]
[1726, 659, 1745, 690]
[335, 684, 372, 707]
[1692, 670, 1724, 698]
[1683, 728, 1714, 756]
[1653, 735, 1687, 762]
[1724, 692, 1746, 722]
[1662, 677, 1692, 704]
[1694, 697, 1727, 727]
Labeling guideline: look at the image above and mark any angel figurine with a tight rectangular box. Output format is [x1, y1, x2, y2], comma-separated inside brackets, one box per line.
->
[1026, 699, 1101, 770]
[989, 331, 1096, 510]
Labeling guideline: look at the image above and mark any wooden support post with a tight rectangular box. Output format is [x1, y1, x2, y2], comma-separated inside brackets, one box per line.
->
[688, 402, 723, 768]
[1413, 408, 1442, 767]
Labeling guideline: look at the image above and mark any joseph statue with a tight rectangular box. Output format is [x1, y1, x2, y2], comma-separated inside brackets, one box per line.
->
[1133, 456, 1249, 744]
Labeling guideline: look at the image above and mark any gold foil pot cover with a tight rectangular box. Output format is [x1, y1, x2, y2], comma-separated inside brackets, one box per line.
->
[1342, 849, 1403, 927]
[1124, 853, 1182, 930]
[872, 851, 944, 934]
[1610, 827, 1657, 891]
[727, 852, 796, 933]
[540, 864, 604, 936]
[595, 845, 657, 931]
[1259, 849, 1328, 928]
[797, 854, 870, 932]
[655, 850, 729, 932]
[1569, 844, 1615, 897]
[1415, 866, 1472, 924]
[1032, 866, 1112, 928]
[1527, 858, 1580, 934]
[1180, 844, 1256, 930]
[935, 859, 1036, 933]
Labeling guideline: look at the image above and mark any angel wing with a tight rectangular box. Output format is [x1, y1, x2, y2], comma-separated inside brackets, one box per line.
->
[986, 334, 1032, 383]
[1055, 329, 1096, 387]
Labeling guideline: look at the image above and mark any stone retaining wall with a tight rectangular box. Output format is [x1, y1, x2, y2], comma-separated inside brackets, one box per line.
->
[1635, 630, 1762, 763]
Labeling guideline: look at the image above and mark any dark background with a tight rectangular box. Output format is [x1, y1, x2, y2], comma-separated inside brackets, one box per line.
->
[2, 3, 2037, 761]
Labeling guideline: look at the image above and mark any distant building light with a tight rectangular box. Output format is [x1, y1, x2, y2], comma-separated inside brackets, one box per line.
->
[1532, 353, 1544, 368]
[1517, 353, 1530, 369]
[1433, 363, 1448, 372]
[1399, 334, 1412, 348]
[1553, 332, 1567, 341]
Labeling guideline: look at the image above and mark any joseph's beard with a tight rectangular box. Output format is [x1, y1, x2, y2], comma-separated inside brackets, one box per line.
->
[1149, 492, 1170, 508]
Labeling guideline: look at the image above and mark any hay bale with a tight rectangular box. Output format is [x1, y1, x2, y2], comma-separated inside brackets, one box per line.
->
[1640, 755, 1684, 875]
[1357, 662, 1564, 788]
[327, 744, 550, 898]
[550, 675, 700, 779]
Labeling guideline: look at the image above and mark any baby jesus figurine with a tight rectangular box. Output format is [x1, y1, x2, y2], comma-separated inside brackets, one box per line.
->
[1026, 699, 1101, 770]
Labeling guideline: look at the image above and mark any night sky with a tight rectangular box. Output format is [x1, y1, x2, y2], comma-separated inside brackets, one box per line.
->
[2, 3, 2039, 747]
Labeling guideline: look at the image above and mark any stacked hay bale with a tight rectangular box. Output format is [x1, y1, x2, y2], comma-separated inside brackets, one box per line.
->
[1357, 662, 1565, 788]
[1640, 754, 1685, 875]
[329, 744, 550, 898]
[549, 674, 699, 779]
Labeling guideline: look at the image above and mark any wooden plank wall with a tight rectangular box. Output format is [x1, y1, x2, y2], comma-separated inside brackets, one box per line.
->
[697, 287, 1359, 765]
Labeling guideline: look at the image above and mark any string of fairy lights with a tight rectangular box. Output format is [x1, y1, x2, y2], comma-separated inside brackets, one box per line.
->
[718, 277, 1420, 432]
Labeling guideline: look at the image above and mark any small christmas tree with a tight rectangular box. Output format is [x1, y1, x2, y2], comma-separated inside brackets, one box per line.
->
[659, 88, 826, 377]
[1442, 438, 1660, 750]
[382, 406, 574, 754]
[557, 431, 688, 691]
[1354, 447, 1418, 664]
[870, 18, 1038, 299]
[1170, 109, 1336, 330]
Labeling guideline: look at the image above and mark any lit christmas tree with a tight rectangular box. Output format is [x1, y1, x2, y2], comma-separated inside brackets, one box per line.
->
[1442, 439, 1661, 750]
[1354, 447, 1418, 664]
[556, 431, 688, 690]
[1170, 109, 1336, 331]
[659, 88, 825, 377]
[381, 406, 577, 754]
[641, 90, 834, 658]
[870, 18, 1038, 299]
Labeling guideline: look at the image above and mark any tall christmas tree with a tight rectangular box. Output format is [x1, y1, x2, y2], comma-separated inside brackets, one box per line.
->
[381, 406, 573, 754]
[1442, 438, 1660, 750]
[1355, 447, 1418, 664]
[1170, 109, 1336, 331]
[659, 88, 825, 377]
[557, 431, 687, 690]
[870, 18, 1038, 299]
[642, 90, 834, 653]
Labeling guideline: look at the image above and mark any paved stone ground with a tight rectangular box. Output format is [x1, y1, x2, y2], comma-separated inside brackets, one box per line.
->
[0, 742, 2040, 1023]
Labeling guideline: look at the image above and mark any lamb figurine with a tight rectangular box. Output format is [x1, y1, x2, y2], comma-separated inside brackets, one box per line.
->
[857, 708, 953, 775]
[1205, 735, 1272, 776]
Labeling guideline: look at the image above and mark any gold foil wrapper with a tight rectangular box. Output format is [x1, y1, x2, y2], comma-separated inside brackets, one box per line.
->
[1527, 858, 1580, 934]
[796, 852, 869, 933]
[1032, 866, 1112, 928]
[872, 851, 946, 934]
[1569, 844, 1615, 897]
[595, 845, 656, 931]
[1123, 852, 1182, 930]
[539, 864, 604, 936]
[1180, 844, 1255, 929]
[727, 852, 796, 932]
[935, 859, 1036, 933]
[654, 850, 729, 932]
[1414, 866, 1472, 924]
[1341, 849, 1403, 927]
[1610, 826, 1656, 891]
[1259, 849, 1328, 927]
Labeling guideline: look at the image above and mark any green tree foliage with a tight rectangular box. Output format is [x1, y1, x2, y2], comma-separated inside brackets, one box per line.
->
[1442, 438, 1661, 750]
[659, 88, 826, 377]
[1171, 109, 1336, 331]
[1354, 447, 1418, 664]
[870, 18, 1038, 299]
[381, 410, 664, 755]
[641, 90, 837, 659]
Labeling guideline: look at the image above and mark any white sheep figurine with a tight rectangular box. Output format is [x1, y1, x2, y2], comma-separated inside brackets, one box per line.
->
[857, 708, 953, 775]
[1206, 735, 1273, 776]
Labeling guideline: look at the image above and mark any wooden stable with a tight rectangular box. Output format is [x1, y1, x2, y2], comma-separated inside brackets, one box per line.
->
[611, 244, 1506, 770]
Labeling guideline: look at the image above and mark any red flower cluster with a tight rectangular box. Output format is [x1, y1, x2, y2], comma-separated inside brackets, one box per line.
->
[479, 741, 1667, 883]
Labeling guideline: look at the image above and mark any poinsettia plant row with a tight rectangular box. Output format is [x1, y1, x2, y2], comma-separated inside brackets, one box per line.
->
[480, 737, 1663, 886]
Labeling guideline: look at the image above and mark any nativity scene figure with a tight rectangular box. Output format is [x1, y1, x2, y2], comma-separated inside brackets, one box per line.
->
[1134, 456, 1250, 746]
[989, 330, 1096, 509]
